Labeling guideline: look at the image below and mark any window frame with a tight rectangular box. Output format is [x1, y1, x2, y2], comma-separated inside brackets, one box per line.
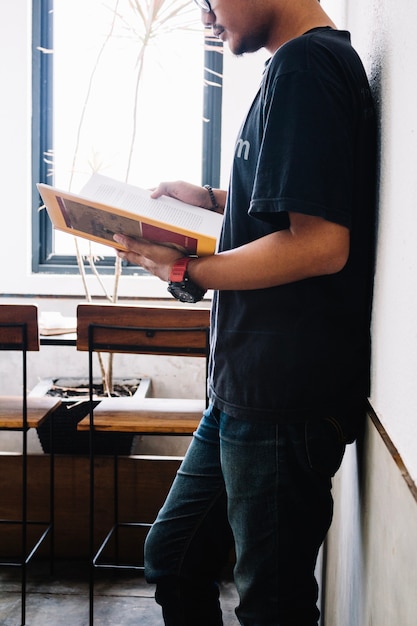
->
[31, 0, 223, 275]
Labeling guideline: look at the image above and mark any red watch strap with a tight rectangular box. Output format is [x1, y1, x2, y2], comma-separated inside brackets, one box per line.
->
[169, 257, 191, 282]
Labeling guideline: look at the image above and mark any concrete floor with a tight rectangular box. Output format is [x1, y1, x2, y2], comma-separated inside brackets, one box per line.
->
[0, 561, 239, 626]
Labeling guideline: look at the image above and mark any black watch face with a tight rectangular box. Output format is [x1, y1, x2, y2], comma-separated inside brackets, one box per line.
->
[167, 281, 204, 303]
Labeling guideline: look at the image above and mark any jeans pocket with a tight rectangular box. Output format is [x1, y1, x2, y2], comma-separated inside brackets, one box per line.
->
[304, 417, 346, 477]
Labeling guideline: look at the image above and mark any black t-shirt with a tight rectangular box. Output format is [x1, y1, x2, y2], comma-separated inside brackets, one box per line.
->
[208, 28, 376, 424]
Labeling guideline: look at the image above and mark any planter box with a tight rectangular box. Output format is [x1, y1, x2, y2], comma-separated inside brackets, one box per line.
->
[30, 377, 151, 455]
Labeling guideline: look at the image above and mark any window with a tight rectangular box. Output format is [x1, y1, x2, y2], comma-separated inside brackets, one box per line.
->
[32, 0, 223, 274]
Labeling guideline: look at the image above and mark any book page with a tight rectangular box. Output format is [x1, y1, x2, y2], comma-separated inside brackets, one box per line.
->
[81, 174, 222, 238]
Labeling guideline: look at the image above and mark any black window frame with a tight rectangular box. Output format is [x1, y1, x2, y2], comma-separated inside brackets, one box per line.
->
[31, 0, 223, 275]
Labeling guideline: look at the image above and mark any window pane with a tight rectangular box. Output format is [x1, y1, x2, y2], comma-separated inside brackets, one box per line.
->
[52, 0, 204, 256]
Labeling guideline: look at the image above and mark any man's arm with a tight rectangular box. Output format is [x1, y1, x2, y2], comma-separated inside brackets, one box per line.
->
[190, 212, 349, 290]
[114, 211, 349, 290]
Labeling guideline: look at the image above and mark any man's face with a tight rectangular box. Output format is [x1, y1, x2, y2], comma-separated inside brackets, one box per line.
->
[202, 0, 274, 56]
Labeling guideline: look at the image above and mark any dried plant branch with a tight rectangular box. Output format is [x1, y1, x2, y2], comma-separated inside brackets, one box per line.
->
[87, 250, 114, 302]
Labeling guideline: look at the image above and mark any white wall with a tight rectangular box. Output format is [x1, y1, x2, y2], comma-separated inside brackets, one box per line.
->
[324, 420, 417, 626]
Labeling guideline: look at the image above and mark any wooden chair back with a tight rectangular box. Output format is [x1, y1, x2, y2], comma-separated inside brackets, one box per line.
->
[76, 304, 210, 359]
[0, 305, 39, 351]
[0, 304, 60, 430]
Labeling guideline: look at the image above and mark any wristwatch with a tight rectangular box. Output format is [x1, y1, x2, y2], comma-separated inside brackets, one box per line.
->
[167, 257, 207, 303]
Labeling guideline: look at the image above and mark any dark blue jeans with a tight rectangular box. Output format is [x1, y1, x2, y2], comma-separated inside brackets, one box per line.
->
[144, 404, 345, 625]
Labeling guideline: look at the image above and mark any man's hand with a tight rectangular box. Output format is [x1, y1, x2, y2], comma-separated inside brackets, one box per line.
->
[114, 234, 184, 282]
[151, 181, 226, 213]
[150, 181, 210, 209]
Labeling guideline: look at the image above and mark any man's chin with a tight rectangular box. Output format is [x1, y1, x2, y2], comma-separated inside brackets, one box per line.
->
[229, 36, 263, 57]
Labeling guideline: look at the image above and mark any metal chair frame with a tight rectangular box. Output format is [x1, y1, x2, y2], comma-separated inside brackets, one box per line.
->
[76, 304, 210, 625]
[0, 306, 56, 626]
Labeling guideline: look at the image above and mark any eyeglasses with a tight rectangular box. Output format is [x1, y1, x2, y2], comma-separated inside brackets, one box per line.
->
[194, 0, 212, 13]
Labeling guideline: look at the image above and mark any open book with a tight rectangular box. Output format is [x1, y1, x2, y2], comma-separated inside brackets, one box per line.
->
[37, 174, 223, 256]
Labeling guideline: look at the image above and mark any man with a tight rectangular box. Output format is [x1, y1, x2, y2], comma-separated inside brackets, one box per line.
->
[114, 0, 376, 623]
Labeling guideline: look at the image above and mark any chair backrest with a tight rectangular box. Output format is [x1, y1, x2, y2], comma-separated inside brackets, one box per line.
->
[76, 304, 210, 358]
[0, 304, 39, 352]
